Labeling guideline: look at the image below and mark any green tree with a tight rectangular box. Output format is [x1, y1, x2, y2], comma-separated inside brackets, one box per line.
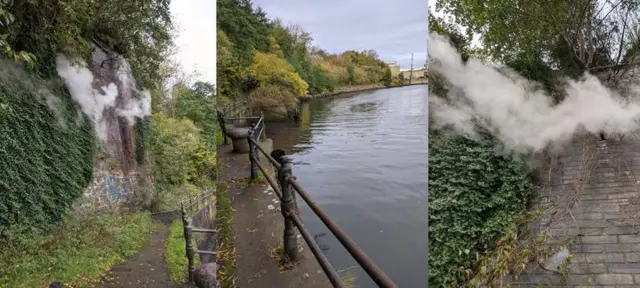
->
[174, 81, 218, 145]
[396, 71, 406, 85]
[3, 0, 173, 88]
[433, 0, 637, 77]
[382, 67, 392, 86]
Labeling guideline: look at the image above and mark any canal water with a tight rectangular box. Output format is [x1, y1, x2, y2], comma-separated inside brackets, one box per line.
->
[267, 85, 428, 288]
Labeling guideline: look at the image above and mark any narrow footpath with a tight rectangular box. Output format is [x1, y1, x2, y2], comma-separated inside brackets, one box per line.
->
[515, 135, 640, 287]
[100, 224, 183, 288]
[219, 142, 331, 288]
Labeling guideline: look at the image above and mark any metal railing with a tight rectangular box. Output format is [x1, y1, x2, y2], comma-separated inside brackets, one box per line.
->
[217, 106, 266, 145]
[180, 191, 217, 283]
[245, 115, 398, 288]
[219, 100, 248, 119]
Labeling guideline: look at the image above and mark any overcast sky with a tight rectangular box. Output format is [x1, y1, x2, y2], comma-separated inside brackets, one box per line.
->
[170, 0, 216, 85]
[253, 0, 427, 70]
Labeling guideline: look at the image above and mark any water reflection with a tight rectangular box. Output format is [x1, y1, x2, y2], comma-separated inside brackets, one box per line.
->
[267, 85, 428, 288]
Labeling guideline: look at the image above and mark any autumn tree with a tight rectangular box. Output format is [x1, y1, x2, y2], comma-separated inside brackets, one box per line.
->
[250, 51, 309, 112]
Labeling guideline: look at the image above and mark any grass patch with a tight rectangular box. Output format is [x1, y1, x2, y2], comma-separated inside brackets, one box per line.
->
[216, 181, 238, 288]
[165, 219, 201, 284]
[0, 212, 154, 288]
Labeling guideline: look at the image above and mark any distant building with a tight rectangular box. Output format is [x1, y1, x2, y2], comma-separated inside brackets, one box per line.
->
[405, 66, 428, 80]
[386, 61, 401, 77]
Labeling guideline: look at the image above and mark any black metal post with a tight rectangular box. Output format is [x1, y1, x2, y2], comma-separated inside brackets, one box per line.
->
[248, 124, 258, 180]
[217, 110, 228, 145]
[260, 112, 266, 141]
[278, 156, 297, 260]
[181, 204, 195, 283]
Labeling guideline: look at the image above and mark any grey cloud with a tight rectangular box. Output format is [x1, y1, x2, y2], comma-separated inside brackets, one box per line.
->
[253, 0, 427, 69]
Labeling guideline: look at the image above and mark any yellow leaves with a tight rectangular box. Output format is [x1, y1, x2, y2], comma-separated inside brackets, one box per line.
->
[250, 51, 309, 97]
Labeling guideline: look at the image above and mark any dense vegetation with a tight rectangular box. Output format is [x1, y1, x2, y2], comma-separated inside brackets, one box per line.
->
[434, 0, 640, 89]
[217, 0, 397, 113]
[0, 0, 177, 235]
[1, 0, 219, 285]
[428, 131, 533, 286]
[430, 0, 640, 285]
[1, 0, 173, 88]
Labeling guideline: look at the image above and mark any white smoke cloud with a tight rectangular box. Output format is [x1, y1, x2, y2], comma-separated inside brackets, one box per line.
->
[56, 55, 118, 141]
[429, 32, 640, 153]
[114, 57, 152, 124]
[56, 54, 152, 141]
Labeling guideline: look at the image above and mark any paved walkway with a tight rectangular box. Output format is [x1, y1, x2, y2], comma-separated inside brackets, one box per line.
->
[514, 135, 640, 287]
[219, 142, 331, 288]
[100, 224, 184, 288]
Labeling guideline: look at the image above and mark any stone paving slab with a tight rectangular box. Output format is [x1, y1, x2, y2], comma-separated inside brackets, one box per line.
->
[219, 142, 331, 288]
[512, 135, 640, 287]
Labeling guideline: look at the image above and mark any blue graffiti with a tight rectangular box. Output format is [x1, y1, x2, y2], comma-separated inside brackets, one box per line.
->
[106, 175, 130, 203]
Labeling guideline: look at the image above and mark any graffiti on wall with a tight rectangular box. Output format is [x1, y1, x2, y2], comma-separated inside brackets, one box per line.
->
[105, 175, 132, 203]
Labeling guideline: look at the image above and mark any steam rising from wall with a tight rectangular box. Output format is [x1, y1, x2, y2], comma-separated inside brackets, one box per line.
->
[429, 32, 640, 153]
[56, 54, 151, 141]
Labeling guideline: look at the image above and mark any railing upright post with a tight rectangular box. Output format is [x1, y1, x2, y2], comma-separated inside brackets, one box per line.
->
[278, 156, 297, 260]
[181, 204, 195, 283]
[260, 112, 266, 141]
[248, 123, 258, 180]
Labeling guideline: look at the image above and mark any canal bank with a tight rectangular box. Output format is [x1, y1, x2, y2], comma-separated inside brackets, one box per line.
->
[301, 82, 428, 102]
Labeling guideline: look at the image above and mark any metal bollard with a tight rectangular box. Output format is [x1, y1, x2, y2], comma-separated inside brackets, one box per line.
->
[277, 156, 297, 260]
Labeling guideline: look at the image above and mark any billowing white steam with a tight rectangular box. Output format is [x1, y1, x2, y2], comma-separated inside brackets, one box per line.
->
[113, 59, 152, 124]
[55, 55, 151, 141]
[56, 56, 118, 141]
[429, 32, 640, 153]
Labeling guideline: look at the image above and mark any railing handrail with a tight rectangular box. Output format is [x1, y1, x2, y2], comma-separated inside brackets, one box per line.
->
[180, 192, 217, 284]
[151, 190, 213, 216]
[246, 115, 398, 288]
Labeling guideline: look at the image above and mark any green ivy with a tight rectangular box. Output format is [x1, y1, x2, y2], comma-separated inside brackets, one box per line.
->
[0, 60, 95, 240]
[428, 131, 534, 287]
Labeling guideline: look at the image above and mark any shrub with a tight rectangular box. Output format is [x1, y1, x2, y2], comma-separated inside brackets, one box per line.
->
[148, 114, 216, 210]
[428, 131, 534, 287]
[0, 60, 95, 239]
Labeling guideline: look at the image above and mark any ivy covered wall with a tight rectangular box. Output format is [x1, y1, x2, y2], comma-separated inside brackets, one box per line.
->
[0, 61, 95, 239]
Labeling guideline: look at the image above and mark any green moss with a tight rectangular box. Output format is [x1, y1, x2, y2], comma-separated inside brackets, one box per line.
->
[0, 60, 95, 239]
[165, 219, 200, 284]
[0, 212, 154, 287]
